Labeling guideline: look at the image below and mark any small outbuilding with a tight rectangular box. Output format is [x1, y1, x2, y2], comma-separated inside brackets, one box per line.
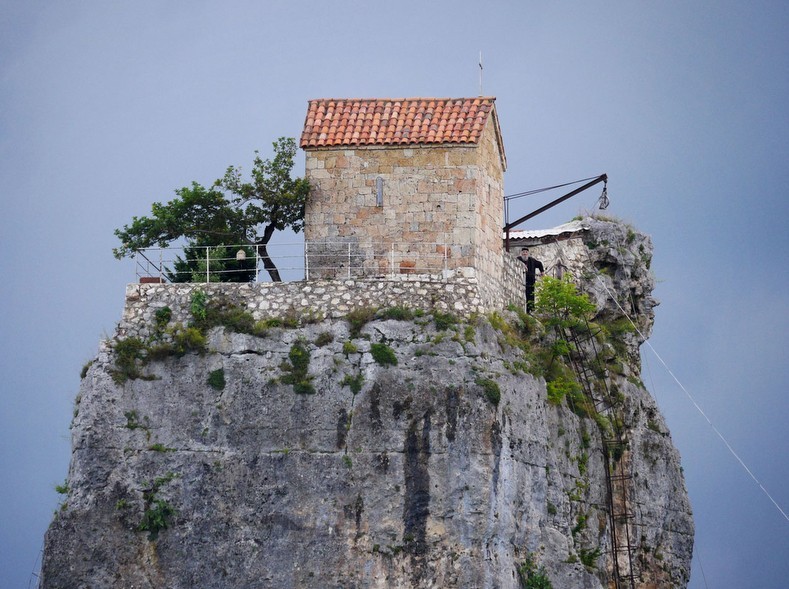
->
[299, 97, 507, 284]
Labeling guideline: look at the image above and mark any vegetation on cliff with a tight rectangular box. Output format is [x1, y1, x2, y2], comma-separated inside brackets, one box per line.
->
[54, 220, 692, 588]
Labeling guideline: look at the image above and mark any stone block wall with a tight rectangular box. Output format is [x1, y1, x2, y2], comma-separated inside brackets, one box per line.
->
[471, 121, 507, 288]
[303, 123, 505, 287]
[500, 252, 527, 309]
[120, 257, 527, 341]
[119, 275, 481, 341]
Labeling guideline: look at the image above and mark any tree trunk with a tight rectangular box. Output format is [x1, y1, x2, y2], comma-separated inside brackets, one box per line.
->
[256, 223, 281, 282]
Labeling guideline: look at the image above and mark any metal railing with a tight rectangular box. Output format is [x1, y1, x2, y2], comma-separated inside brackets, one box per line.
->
[132, 241, 475, 284]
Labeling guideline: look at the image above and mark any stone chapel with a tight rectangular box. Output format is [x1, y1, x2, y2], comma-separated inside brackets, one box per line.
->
[299, 97, 508, 290]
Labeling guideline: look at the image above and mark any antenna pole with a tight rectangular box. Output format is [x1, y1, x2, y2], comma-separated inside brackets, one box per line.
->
[478, 51, 483, 95]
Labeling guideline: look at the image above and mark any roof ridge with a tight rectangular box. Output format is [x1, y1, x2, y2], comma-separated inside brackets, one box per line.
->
[306, 96, 498, 103]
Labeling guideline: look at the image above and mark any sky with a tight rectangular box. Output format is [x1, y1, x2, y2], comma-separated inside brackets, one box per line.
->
[1, 1, 787, 587]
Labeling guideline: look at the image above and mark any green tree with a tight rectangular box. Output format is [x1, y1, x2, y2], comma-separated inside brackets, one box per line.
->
[113, 137, 310, 282]
[534, 275, 596, 330]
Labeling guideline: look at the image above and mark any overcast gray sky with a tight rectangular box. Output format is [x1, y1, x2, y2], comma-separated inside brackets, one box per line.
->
[1, 1, 787, 587]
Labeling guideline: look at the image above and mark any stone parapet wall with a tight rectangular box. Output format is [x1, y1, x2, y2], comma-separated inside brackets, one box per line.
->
[500, 252, 527, 308]
[121, 256, 529, 340]
[120, 271, 482, 340]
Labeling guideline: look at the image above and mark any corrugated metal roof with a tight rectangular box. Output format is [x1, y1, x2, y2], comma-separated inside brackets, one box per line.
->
[504, 220, 590, 240]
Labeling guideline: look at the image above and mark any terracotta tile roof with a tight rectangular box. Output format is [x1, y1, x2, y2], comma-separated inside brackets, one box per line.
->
[300, 97, 499, 148]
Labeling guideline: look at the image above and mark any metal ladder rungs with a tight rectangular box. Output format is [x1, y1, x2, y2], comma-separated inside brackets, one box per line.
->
[609, 469, 632, 477]
[561, 324, 637, 589]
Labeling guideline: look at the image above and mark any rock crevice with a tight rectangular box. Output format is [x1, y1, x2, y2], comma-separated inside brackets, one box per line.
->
[43, 219, 693, 588]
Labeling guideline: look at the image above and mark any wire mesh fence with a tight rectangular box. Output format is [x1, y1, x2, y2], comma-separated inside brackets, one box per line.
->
[132, 241, 474, 284]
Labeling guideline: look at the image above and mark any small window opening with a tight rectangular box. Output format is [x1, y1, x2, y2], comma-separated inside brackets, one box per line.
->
[376, 177, 383, 207]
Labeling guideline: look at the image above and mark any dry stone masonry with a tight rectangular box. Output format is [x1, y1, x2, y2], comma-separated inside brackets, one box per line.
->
[119, 267, 524, 342]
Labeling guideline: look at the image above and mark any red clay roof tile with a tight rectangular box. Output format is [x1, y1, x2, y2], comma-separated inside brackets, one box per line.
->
[300, 97, 498, 148]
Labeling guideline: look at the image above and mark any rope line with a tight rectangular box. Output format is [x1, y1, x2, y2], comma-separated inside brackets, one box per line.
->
[645, 351, 709, 588]
[28, 538, 44, 589]
[695, 547, 711, 589]
[595, 275, 789, 523]
[504, 175, 600, 201]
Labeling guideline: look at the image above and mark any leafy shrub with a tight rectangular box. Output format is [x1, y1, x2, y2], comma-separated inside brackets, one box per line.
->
[579, 547, 601, 568]
[190, 289, 208, 321]
[281, 341, 315, 394]
[172, 326, 206, 354]
[145, 324, 207, 361]
[282, 310, 303, 327]
[110, 337, 148, 383]
[488, 311, 509, 333]
[535, 275, 595, 329]
[293, 381, 316, 395]
[572, 513, 588, 537]
[138, 471, 178, 540]
[80, 359, 94, 379]
[315, 331, 334, 347]
[123, 410, 151, 439]
[370, 343, 397, 366]
[511, 305, 539, 338]
[546, 374, 579, 405]
[606, 441, 625, 465]
[379, 306, 414, 321]
[124, 410, 142, 429]
[596, 317, 635, 347]
[207, 368, 225, 390]
[577, 451, 589, 476]
[550, 338, 573, 357]
[346, 307, 376, 337]
[476, 377, 501, 407]
[216, 306, 256, 333]
[154, 306, 172, 329]
[567, 385, 595, 419]
[189, 296, 268, 337]
[138, 498, 175, 540]
[433, 311, 458, 331]
[517, 553, 553, 589]
[342, 341, 358, 356]
[288, 341, 310, 374]
[145, 342, 176, 362]
[341, 372, 364, 395]
[593, 412, 614, 438]
[55, 481, 69, 495]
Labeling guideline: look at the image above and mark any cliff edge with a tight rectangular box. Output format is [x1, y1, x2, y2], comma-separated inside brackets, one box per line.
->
[42, 219, 693, 588]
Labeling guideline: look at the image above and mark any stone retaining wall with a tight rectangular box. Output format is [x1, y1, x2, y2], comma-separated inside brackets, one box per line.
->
[121, 260, 528, 339]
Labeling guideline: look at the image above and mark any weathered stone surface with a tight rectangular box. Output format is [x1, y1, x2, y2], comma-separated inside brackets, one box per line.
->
[42, 220, 693, 588]
[118, 266, 525, 342]
[304, 122, 506, 290]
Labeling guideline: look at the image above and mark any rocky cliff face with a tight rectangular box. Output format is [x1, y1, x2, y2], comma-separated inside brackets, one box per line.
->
[43, 219, 693, 588]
